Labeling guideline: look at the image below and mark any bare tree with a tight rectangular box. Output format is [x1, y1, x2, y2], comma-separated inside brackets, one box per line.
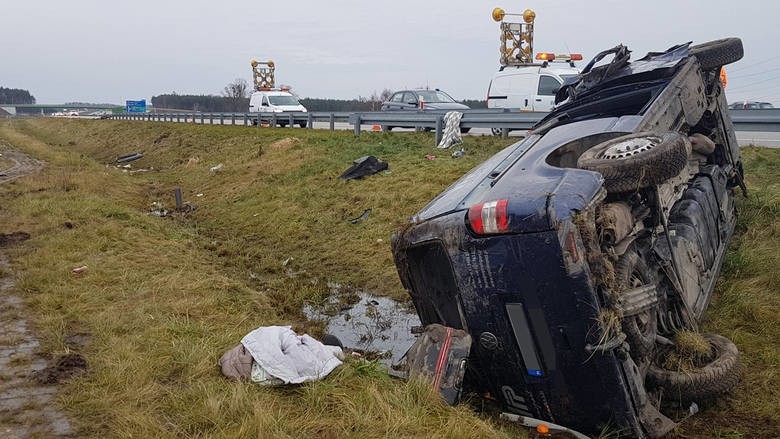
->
[222, 78, 249, 111]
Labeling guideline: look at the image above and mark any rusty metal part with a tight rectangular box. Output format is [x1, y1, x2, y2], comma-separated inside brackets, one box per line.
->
[598, 202, 634, 246]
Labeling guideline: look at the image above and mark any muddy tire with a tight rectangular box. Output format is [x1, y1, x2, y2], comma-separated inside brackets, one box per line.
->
[577, 132, 689, 193]
[615, 250, 658, 361]
[648, 333, 742, 402]
[382, 125, 393, 132]
[299, 122, 308, 128]
[690, 38, 744, 70]
[491, 128, 503, 136]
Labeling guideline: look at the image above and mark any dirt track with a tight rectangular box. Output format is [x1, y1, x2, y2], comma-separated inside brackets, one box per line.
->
[0, 145, 73, 437]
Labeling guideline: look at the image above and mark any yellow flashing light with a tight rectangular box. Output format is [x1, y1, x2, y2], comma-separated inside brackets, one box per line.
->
[523, 9, 536, 23]
[492, 7, 505, 22]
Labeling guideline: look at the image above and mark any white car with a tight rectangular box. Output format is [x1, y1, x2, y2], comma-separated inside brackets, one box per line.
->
[249, 89, 308, 127]
[487, 53, 581, 112]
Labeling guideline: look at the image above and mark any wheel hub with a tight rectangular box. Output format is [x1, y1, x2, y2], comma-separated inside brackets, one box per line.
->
[602, 137, 659, 159]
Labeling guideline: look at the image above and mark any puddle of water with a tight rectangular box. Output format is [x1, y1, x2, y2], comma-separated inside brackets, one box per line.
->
[304, 289, 420, 370]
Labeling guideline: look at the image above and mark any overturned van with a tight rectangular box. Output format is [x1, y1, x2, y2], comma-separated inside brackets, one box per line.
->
[393, 38, 745, 438]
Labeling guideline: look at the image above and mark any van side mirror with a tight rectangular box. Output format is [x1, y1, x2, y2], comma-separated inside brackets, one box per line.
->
[261, 101, 269, 106]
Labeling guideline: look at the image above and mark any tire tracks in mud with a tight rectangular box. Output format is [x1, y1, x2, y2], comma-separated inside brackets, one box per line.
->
[0, 143, 73, 437]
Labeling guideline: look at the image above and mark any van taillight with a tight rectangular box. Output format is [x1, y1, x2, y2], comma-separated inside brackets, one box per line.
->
[468, 199, 509, 235]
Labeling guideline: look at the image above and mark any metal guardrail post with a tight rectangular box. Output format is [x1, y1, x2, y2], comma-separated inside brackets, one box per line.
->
[220, 114, 224, 125]
[243, 114, 248, 126]
[502, 128, 509, 138]
[435, 116, 443, 146]
[289, 113, 294, 127]
[307, 113, 313, 129]
[209, 113, 213, 125]
[354, 114, 361, 136]
[271, 113, 277, 127]
[329, 113, 335, 131]
[231, 113, 236, 125]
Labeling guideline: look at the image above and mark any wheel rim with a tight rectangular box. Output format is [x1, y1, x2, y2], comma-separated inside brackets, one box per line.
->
[601, 136, 660, 160]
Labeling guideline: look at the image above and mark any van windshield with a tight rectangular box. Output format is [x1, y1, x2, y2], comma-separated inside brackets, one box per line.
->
[268, 95, 300, 106]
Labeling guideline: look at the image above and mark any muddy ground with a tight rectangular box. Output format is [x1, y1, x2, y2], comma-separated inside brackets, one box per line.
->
[0, 145, 76, 437]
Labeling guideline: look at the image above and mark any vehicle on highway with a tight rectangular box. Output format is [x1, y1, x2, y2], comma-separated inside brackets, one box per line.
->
[248, 59, 308, 128]
[379, 89, 470, 132]
[249, 89, 308, 128]
[392, 37, 745, 438]
[728, 100, 774, 109]
[486, 54, 581, 112]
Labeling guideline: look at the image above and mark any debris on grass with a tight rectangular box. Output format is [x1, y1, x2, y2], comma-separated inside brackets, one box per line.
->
[424, 154, 436, 160]
[349, 208, 372, 224]
[209, 163, 224, 172]
[115, 152, 144, 164]
[339, 156, 388, 180]
[219, 326, 344, 385]
[71, 266, 88, 274]
[150, 201, 169, 217]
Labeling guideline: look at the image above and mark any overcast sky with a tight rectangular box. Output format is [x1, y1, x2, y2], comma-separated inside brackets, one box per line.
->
[2, 0, 778, 105]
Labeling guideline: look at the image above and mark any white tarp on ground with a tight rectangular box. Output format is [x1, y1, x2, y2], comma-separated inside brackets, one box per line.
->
[241, 326, 343, 384]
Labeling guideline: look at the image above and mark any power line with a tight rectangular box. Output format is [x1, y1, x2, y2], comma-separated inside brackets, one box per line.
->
[727, 54, 780, 73]
[726, 73, 780, 92]
[730, 66, 780, 80]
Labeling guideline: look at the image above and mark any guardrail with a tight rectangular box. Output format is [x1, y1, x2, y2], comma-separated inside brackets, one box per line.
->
[114, 111, 352, 130]
[111, 108, 780, 144]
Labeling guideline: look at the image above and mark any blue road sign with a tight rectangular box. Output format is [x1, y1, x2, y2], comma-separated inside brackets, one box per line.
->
[126, 100, 146, 113]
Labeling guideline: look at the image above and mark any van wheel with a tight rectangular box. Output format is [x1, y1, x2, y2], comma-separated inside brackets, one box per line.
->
[299, 122, 307, 128]
[491, 128, 503, 136]
[689, 38, 744, 70]
[382, 126, 393, 132]
[577, 132, 689, 193]
[460, 127, 471, 134]
[647, 333, 742, 403]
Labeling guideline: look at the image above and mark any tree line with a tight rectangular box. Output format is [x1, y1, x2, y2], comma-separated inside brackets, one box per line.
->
[0, 87, 36, 105]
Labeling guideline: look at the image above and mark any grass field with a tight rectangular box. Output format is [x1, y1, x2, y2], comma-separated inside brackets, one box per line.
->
[0, 118, 777, 438]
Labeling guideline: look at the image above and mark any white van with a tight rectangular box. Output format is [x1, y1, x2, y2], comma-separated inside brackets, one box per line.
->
[249, 89, 308, 127]
[487, 54, 581, 112]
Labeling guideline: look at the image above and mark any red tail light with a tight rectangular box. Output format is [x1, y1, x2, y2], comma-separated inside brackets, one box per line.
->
[570, 53, 583, 61]
[468, 199, 510, 234]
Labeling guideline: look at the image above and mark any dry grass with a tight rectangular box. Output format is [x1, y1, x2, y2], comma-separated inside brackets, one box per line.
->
[0, 119, 522, 438]
[661, 331, 712, 373]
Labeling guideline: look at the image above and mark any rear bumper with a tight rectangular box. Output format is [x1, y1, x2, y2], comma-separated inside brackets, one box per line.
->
[392, 212, 640, 433]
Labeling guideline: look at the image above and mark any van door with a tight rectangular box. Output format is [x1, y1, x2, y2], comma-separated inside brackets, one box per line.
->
[534, 75, 563, 111]
[488, 70, 535, 110]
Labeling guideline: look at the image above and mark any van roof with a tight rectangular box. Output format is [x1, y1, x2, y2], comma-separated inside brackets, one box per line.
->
[251, 90, 294, 96]
[495, 63, 580, 77]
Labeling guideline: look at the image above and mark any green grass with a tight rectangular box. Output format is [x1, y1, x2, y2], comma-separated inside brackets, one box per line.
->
[0, 118, 777, 438]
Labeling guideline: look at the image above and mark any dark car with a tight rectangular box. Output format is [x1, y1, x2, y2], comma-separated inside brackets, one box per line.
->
[392, 39, 745, 438]
[380, 89, 471, 132]
[728, 100, 774, 109]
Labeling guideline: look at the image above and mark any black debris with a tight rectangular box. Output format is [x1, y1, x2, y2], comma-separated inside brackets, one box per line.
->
[339, 156, 388, 180]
